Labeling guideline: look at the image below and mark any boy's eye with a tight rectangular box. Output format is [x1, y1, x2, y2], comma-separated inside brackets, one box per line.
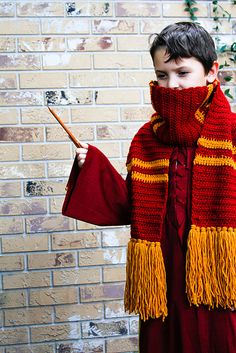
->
[178, 71, 189, 77]
[156, 73, 167, 80]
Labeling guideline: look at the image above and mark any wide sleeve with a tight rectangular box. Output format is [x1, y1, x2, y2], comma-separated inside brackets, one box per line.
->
[62, 144, 131, 226]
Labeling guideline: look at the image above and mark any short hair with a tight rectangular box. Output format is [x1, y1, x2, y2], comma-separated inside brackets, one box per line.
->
[149, 22, 217, 74]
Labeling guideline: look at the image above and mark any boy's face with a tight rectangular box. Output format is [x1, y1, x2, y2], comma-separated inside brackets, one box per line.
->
[153, 47, 218, 89]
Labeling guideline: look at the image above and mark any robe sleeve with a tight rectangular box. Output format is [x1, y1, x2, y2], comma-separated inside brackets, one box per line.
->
[62, 144, 131, 226]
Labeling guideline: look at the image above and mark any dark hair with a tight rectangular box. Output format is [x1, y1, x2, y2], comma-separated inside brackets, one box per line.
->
[149, 22, 217, 74]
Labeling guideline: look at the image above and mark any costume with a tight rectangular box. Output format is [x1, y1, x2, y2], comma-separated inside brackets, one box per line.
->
[63, 80, 236, 353]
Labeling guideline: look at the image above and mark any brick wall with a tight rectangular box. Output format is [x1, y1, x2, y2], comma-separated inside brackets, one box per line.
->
[0, 1, 235, 352]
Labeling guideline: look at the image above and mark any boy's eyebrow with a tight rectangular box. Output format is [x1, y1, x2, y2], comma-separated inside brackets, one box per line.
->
[155, 66, 191, 73]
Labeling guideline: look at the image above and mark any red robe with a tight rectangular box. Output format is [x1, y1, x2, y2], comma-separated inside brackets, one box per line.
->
[63, 145, 236, 353]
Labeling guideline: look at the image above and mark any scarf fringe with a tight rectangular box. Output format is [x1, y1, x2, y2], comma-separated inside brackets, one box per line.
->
[186, 225, 236, 309]
[124, 238, 168, 321]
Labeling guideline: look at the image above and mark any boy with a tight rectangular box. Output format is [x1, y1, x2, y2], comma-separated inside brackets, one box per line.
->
[63, 22, 236, 353]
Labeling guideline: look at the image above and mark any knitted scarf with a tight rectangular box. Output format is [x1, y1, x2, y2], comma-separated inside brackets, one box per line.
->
[125, 80, 236, 321]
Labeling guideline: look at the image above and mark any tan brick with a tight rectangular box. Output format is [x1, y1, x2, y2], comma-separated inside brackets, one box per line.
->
[52, 232, 100, 250]
[24, 180, 65, 197]
[116, 2, 160, 17]
[79, 248, 126, 266]
[28, 252, 76, 270]
[66, 2, 113, 16]
[105, 300, 126, 318]
[102, 228, 130, 247]
[118, 71, 154, 87]
[82, 319, 128, 338]
[106, 337, 138, 353]
[3, 271, 51, 289]
[93, 19, 138, 34]
[18, 36, 65, 53]
[46, 90, 92, 106]
[210, 3, 236, 17]
[20, 72, 67, 89]
[0, 126, 43, 142]
[80, 283, 125, 302]
[26, 215, 74, 233]
[0, 181, 21, 197]
[55, 303, 103, 322]
[0, 37, 15, 52]
[70, 71, 116, 88]
[22, 106, 69, 124]
[103, 266, 126, 282]
[77, 220, 104, 231]
[2, 234, 48, 253]
[0, 19, 40, 35]
[22, 143, 71, 161]
[49, 196, 64, 214]
[0, 144, 19, 162]
[31, 323, 80, 343]
[0, 73, 17, 89]
[0, 162, 43, 185]
[121, 106, 154, 121]
[200, 19, 232, 35]
[117, 35, 149, 51]
[94, 53, 139, 69]
[0, 108, 19, 124]
[54, 342, 103, 353]
[42, 19, 89, 34]
[93, 142, 120, 158]
[17, 2, 64, 17]
[141, 18, 176, 34]
[0, 327, 28, 345]
[163, 3, 208, 17]
[122, 141, 131, 157]
[46, 125, 94, 143]
[43, 53, 91, 70]
[5, 345, 54, 353]
[96, 89, 140, 105]
[144, 88, 151, 104]
[0, 2, 15, 16]
[96, 123, 140, 140]
[4, 306, 53, 326]
[0, 218, 23, 235]
[53, 268, 101, 286]
[110, 159, 128, 176]
[71, 106, 119, 123]
[0, 199, 47, 217]
[142, 53, 154, 69]
[30, 287, 78, 306]
[130, 317, 139, 334]
[47, 161, 73, 178]
[0, 91, 43, 106]
[67, 36, 114, 51]
[0, 255, 24, 271]
[0, 290, 27, 308]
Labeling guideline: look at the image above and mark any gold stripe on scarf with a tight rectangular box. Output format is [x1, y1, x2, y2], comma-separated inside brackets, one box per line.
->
[198, 137, 236, 154]
[194, 154, 236, 169]
[127, 158, 169, 172]
[131, 171, 168, 183]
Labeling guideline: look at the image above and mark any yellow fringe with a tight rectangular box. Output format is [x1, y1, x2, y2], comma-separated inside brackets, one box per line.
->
[186, 225, 236, 310]
[124, 238, 168, 321]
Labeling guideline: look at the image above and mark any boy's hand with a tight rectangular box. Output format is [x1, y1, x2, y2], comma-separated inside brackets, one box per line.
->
[76, 142, 88, 168]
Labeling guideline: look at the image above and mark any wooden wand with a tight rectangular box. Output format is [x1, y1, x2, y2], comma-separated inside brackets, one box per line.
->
[47, 106, 82, 148]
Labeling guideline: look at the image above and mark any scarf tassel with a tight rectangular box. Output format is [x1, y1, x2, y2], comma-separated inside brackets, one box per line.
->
[186, 225, 236, 310]
[124, 238, 168, 321]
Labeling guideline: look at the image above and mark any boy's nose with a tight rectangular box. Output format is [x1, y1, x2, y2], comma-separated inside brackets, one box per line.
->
[167, 76, 179, 89]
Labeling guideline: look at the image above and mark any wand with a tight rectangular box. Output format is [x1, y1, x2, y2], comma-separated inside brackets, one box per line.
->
[47, 106, 82, 148]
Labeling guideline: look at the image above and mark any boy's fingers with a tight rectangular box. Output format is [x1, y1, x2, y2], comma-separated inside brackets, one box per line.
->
[78, 159, 85, 168]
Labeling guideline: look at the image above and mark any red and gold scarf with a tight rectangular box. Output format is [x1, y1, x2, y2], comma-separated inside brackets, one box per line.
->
[125, 80, 236, 321]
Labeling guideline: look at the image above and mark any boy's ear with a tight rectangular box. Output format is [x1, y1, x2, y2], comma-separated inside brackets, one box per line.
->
[206, 61, 219, 83]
